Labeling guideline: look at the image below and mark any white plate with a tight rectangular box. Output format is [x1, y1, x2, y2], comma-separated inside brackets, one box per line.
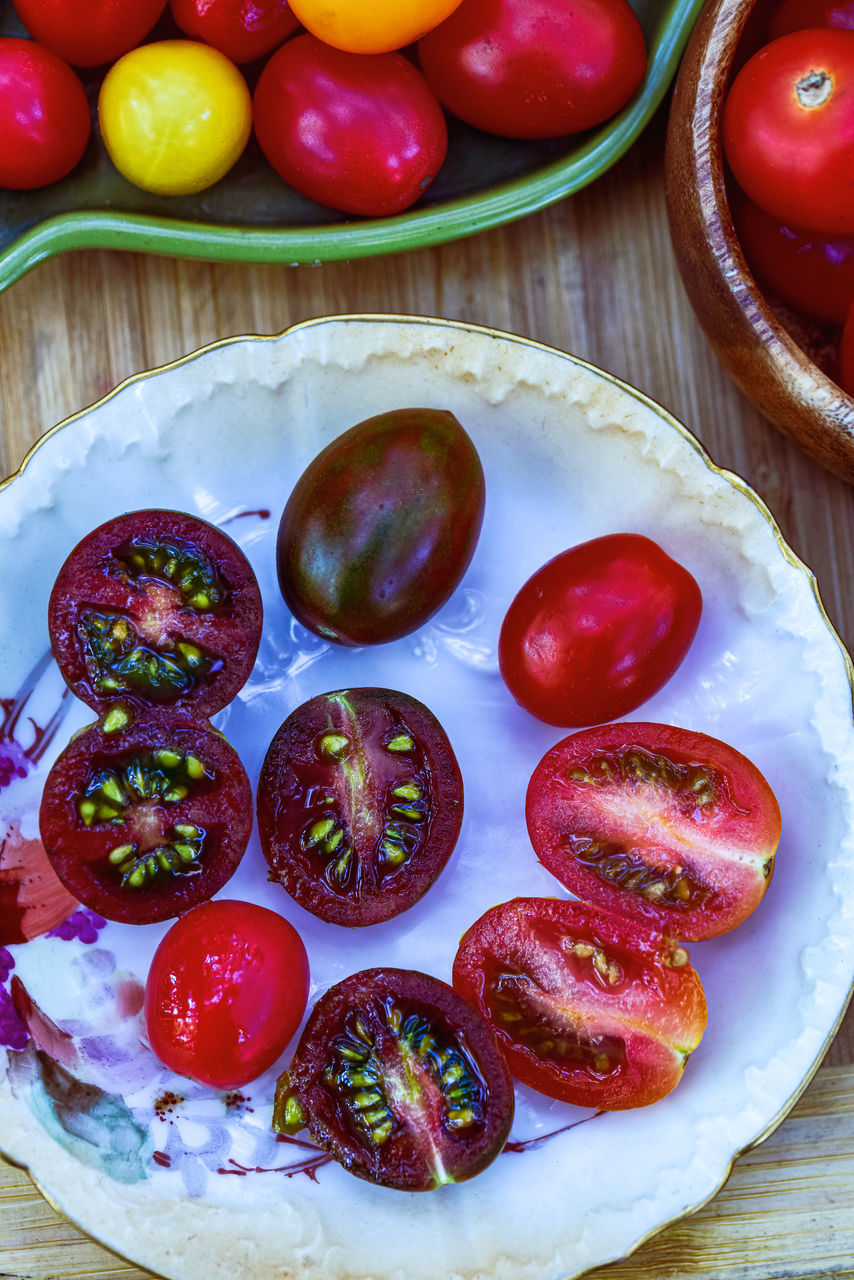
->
[1, 315, 853, 1280]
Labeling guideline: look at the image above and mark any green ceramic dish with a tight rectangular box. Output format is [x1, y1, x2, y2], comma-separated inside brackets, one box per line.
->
[0, 0, 703, 291]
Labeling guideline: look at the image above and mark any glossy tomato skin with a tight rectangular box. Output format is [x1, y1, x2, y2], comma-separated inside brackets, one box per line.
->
[526, 722, 781, 941]
[0, 38, 91, 190]
[286, 0, 464, 53]
[498, 533, 702, 728]
[253, 36, 448, 216]
[257, 688, 463, 926]
[48, 509, 262, 717]
[169, 0, 299, 63]
[722, 29, 854, 236]
[417, 0, 647, 140]
[13, 0, 167, 67]
[145, 899, 310, 1089]
[276, 408, 484, 644]
[453, 897, 707, 1110]
[279, 967, 513, 1189]
[39, 707, 253, 925]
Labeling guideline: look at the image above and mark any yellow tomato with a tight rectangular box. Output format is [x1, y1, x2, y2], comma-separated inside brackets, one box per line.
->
[98, 40, 251, 196]
[286, 0, 466, 53]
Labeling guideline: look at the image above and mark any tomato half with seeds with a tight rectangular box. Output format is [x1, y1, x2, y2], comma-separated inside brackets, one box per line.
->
[275, 967, 513, 1189]
[48, 509, 263, 717]
[257, 688, 463, 926]
[526, 723, 781, 941]
[39, 707, 252, 924]
[453, 897, 707, 1110]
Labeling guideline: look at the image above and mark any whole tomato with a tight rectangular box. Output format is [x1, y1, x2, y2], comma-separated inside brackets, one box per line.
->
[253, 35, 448, 216]
[98, 40, 252, 195]
[12, 0, 167, 68]
[0, 38, 91, 190]
[417, 0, 647, 140]
[169, 0, 300, 63]
[286, 0, 464, 54]
[767, 0, 854, 39]
[722, 28, 854, 235]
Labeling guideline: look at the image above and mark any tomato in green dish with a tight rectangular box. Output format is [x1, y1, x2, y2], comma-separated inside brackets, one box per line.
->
[0, 38, 91, 190]
[13, 0, 167, 68]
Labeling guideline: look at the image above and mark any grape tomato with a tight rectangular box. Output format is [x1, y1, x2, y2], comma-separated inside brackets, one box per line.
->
[0, 38, 91, 190]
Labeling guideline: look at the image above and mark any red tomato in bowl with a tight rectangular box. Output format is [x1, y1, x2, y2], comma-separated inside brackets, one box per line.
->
[767, 0, 854, 39]
[722, 28, 854, 236]
[417, 0, 647, 140]
[145, 900, 310, 1089]
[13, 0, 167, 68]
[453, 897, 708, 1110]
[498, 533, 702, 728]
[525, 722, 781, 941]
[0, 38, 91, 190]
[169, 0, 299, 63]
[253, 34, 448, 216]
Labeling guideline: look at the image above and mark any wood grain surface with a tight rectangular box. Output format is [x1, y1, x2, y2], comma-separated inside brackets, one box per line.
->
[1, 105, 853, 1280]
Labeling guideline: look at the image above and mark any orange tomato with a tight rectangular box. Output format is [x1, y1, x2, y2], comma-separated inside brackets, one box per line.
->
[286, 0, 465, 53]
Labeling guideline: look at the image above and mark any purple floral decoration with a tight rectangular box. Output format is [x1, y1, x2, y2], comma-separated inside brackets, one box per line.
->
[47, 909, 108, 944]
[0, 949, 27, 1051]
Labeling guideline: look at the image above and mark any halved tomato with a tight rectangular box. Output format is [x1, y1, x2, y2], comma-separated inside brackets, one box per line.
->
[526, 722, 781, 941]
[39, 706, 252, 924]
[257, 688, 463, 926]
[48, 509, 263, 718]
[276, 967, 514, 1189]
[452, 897, 707, 1109]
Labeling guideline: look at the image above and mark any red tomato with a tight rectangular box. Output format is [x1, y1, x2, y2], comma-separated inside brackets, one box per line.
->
[169, 0, 299, 63]
[417, 0, 647, 140]
[722, 29, 854, 236]
[252, 33, 448, 216]
[767, 0, 854, 39]
[498, 533, 702, 728]
[0, 38, 91, 190]
[257, 688, 463, 926]
[453, 897, 708, 1110]
[145, 900, 310, 1089]
[39, 708, 253, 925]
[525, 722, 781, 941]
[729, 184, 854, 325]
[837, 300, 854, 394]
[13, 0, 167, 68]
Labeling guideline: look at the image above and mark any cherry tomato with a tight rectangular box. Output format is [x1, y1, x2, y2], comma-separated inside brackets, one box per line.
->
[286, 0, 464, 54]
[526, 722, 781, 941]
[276, 967, 513, 1189]
[722, 29, 854, 236]
[417, 0, 647, 140]
[257, 688, 463, 926]
[767, 0, 854, 40]
[837, 300, 854, 395]
[498, 533, 702, 728]
[0, 38, 91, 190]
[729, 185, 854, 325]
[453, 897, 707, 1110]
[276, 408, 484, 645]
[39, 707, 253, 925]
[252, 35, 448, 216]
[169, 0, 299, 63]
[98, 40, 252, 196]
[12, 0, 167, 68]
[48, 509, 263, 718]
[145, 899, 310, 1089]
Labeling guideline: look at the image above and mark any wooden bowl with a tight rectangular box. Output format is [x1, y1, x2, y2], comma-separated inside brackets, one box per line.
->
[665, 0, 854, 483]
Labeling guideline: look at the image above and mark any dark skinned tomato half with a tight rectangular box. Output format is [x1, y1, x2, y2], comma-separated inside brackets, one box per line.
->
[144, 900, 310, 1089]
[498, 533, 702, 728]
[48, 509, 263, 717]
[274, 967, 514, 1190]
[276, 407, 485, 646]
[452, 897, 707, 1110]
[257, 688, 463, 926]
[169, 0, 300, 64]
[12, 0, 167, 68]
[526, 723, 782, 942]
[39, 706, 252, 924]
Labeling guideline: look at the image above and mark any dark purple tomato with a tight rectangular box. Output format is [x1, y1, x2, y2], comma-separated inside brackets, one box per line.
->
[275, 967, 514, 1190]
[257, 688, 463, 926]
[39, 706, 252, 924]
[48, 509, 263, 717]
[276, 408, 485, 646]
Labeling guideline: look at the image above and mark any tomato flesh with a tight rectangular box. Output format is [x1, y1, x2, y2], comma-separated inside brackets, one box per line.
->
[453, 897, 708, 1110]
[277, 967, 514, 1189]
[526, 722, 781, 941]
[39, 707, 252, 924]
[257, 688, 463, 926]
[48, 509, 262, 717]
